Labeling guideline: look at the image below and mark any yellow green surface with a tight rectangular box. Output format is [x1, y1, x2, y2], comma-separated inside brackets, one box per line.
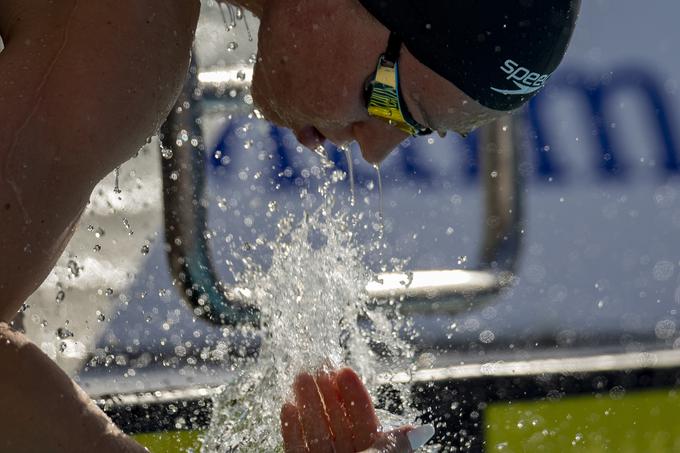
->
[486, 388, 680, 452]
[134, 430, 202, 453]
[132, 388, 680, 452]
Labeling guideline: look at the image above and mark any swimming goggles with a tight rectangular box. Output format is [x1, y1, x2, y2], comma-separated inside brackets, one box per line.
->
[364, 32, 433, 137]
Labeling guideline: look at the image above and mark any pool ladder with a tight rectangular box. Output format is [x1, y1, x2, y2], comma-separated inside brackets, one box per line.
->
[160, 61, 524, 326]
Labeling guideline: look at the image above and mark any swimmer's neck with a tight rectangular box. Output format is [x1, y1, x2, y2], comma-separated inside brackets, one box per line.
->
[220, 0, 266, 18]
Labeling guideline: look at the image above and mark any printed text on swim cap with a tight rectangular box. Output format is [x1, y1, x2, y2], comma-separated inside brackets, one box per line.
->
[490, 59, 550, 96]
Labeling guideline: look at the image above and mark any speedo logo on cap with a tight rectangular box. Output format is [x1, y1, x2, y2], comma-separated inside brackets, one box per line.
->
[491, 59, 551, 96]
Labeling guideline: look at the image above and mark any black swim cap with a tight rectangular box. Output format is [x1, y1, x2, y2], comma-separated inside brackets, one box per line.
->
[358, 0, 581, 111]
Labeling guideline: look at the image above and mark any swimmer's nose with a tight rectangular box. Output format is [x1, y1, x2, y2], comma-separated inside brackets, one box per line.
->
[352, 120, 410, 164]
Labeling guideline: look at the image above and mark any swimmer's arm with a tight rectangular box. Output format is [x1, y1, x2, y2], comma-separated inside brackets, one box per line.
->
[0, 323, 147, 452]
[0, 1, 200, 321]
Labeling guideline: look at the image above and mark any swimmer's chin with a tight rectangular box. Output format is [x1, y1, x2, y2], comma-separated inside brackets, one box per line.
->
[294, 125, 326, 150]
[358, 147, 393, 165]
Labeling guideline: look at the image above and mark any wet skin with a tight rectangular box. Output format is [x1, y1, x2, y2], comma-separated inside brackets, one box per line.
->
[0, 1, 202, 451]
[247, 0, 501, 163]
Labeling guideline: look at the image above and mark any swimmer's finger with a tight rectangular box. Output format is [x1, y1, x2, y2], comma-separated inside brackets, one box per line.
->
[336, 367, 380, 450]
[294, 373, 334, 453]
[281, 403, 309, 453]
[316, 371, 354, 452]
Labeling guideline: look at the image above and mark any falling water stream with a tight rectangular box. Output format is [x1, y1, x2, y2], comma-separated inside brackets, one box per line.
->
[341, 145, 356, 206]
[200, 157, 418, 452]
[373, 164, 385, 241]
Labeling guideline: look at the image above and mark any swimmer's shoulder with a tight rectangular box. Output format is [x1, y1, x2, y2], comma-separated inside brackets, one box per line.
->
[0, 1, 200, 44]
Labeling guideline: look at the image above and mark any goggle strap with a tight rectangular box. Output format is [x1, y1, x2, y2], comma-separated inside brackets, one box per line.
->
[384, 32, 402, 65]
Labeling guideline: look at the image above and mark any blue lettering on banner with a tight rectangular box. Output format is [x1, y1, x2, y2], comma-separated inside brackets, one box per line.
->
[209, 66, 679, 186]
[529, 67, 680, 181]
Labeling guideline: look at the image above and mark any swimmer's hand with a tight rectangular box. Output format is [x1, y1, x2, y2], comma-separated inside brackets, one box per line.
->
[280, 368, 434, 452]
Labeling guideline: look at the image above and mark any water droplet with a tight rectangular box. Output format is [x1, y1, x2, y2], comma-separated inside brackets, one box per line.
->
[237, 69, 247, 81]
[161, 147, 174, 159]
[572, 432, 583, 445]
[96, 310, 106, 322]
[67, 260, 80, 277]
[113, 167, 122, 194]
[227, 41, 238, 51]
[93, 244, 101, 252]
[609, 385, 626, 399]
[55, 290, 65, 304]
[141, 245, 150, 255]
[56, 327, 73, 339]
[479, 330, 495, 344]
[655, 319, 676, 339]
[105, 288, 114, 296]
[457, 255, 468, 265]
[653, 260, 675, 281]
[122, 218, 134, 235]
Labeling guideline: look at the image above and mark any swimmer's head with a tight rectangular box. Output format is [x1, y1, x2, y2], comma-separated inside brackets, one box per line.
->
[249, 0, 580, 163]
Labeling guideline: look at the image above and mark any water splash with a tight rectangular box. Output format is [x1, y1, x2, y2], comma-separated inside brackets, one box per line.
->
[201, 165, 415, 452]
[341, 145, 356, 206]
[373, 164, 385, 238]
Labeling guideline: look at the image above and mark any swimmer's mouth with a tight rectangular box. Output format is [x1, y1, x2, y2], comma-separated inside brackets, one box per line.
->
[295, 126, 327, 150]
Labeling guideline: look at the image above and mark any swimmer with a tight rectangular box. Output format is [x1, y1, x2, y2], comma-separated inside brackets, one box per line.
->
[0, 0, 579, 451]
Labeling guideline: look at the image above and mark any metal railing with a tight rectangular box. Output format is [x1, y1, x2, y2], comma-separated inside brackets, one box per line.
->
[161, 61, 524, 325]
